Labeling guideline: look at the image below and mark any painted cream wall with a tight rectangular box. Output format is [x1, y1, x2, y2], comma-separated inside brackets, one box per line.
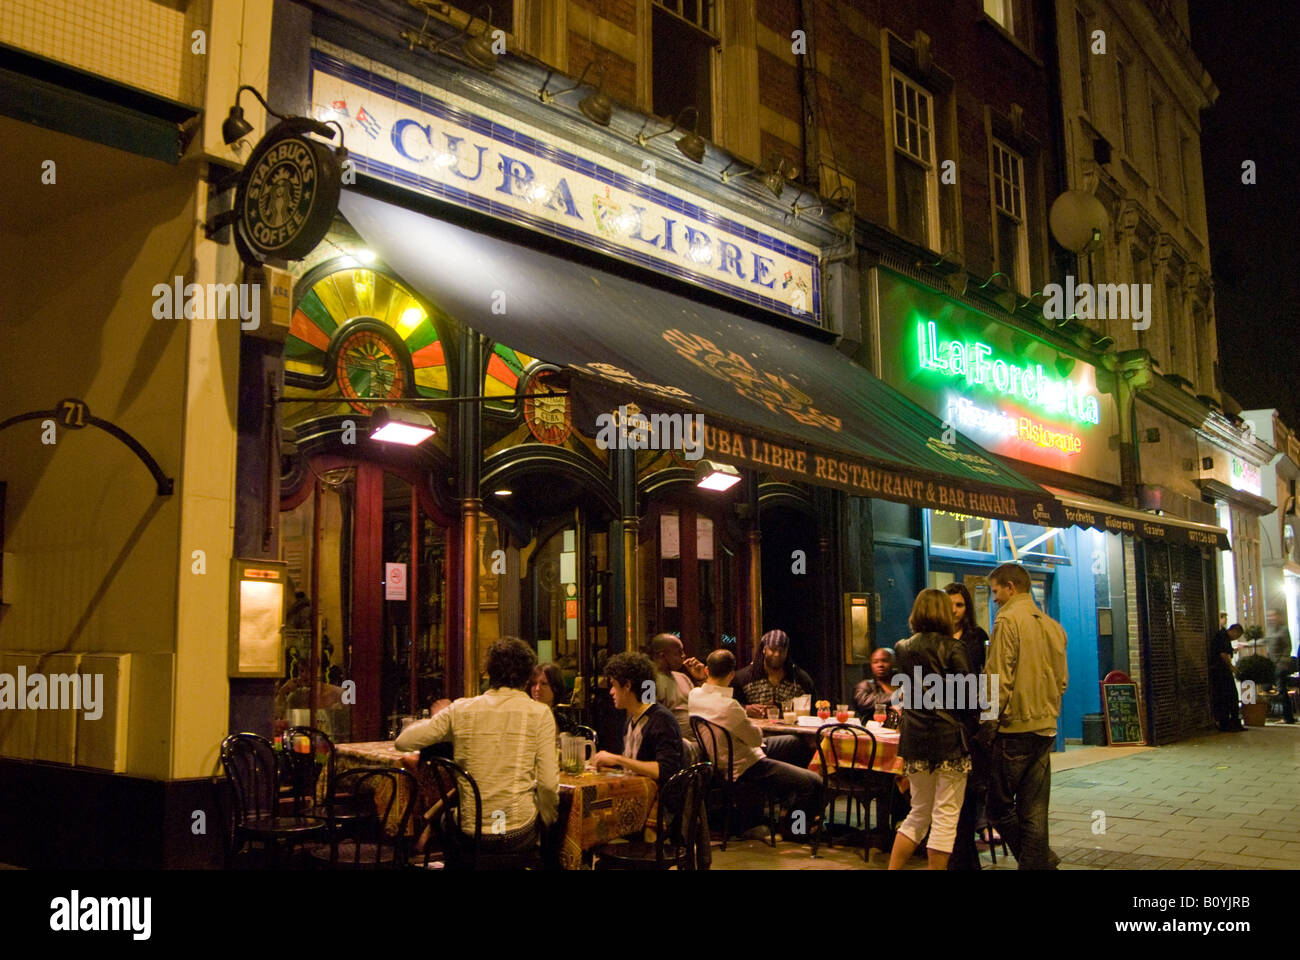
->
[0, 119, 193, 779]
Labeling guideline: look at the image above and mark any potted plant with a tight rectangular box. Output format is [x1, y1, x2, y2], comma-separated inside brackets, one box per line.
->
[1237, 654, 1276, 727]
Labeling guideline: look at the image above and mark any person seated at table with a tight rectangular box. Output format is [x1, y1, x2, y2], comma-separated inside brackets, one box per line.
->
[733, 630, 816, 718]
[396, 637, 559, 863]
[888, 589, 972, 871]
[649, 633, 704, 740]
[689, 649, 824, 842]
[853, 647, 899, 717]
[592, 652, 684, 783]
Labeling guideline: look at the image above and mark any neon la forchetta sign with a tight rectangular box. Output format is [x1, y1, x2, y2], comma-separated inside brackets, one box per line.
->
[916, 320, 1101, 426]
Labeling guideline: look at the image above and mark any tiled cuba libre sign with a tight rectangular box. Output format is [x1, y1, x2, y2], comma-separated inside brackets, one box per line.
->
[310, 49, 822, 325]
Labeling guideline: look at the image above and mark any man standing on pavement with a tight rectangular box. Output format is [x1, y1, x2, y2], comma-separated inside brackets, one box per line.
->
[1266, 608, 1296, 724]
[1210, 623, 1245, 731]
[977, 563, 1067, 870]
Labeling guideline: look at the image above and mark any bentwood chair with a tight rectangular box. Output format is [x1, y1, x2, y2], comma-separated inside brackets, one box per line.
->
[306, 767, 417, 869]
[689, 717, 777, 850]
[593, 762, 711, 870]
[220, 733, 327, 868]
[280, 726, 362, 823]
[411, 753, 483, 871]
[812, 723, 894, 861]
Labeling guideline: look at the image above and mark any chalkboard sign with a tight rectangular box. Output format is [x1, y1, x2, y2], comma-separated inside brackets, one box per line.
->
[1101, 682, 1144, 745]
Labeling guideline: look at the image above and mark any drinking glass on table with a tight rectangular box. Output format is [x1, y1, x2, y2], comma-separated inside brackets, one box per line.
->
[765, 704, 781, 722]
[835, 704, 850, 723]
[873, 703, 887, 724]
[781, 699, 795, 720]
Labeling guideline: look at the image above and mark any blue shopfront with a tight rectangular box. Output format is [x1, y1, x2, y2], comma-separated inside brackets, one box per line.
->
[868, 267, 1132, 746]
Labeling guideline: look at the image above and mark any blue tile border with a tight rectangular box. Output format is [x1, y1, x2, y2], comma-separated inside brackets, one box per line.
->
[310, 49, 823, 326]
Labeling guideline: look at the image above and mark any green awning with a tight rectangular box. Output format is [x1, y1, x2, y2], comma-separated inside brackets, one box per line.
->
[340, 189, 1060, 523]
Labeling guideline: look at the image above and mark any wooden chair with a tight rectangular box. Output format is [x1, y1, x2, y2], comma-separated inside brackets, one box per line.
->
[593, 762, 711, 870]
[220, 733, 326, 868]
[813, 722, 895, 861]
[689, 716, 777, 850]
[307, 766, 417, 869]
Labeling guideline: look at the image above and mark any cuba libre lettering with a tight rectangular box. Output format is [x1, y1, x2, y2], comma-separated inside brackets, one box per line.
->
[391, 121, 780, 290]
[917, 320, 1101, 426]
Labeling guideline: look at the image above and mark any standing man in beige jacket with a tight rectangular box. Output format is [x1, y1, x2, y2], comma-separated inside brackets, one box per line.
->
[977, 563, 1068, 869]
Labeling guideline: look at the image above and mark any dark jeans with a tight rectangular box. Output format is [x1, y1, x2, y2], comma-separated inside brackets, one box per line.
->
[987, 733, 1057, 870]
[763, 733, 814, 768]
[1210, 668, 1241, 729]
[474, 820, 541, 870]
[948, 740, 989, 870]
[1279, 673, 1295, 722]
[738, 757, 825, 829]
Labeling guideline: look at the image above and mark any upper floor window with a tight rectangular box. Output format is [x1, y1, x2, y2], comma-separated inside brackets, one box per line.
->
[652, 0, 717, 139]
[992, 140, 1030, 292]
[1150, 97, 1165, 189]
[451, 1, 513, 34]
[891, 71, 940, 250]
[1116, 59, 1132, 154]
[983, 0, 1033, 48]
[1076, 11, 1092, 115]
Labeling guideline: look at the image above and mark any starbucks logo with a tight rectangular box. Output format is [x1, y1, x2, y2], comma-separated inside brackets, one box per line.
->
[234, 120, 342, 263]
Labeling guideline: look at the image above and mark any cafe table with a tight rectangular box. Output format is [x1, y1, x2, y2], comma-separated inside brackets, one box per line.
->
[331, 742, 657, 869]
[556, 768, 657, 870]
[331, 741, 424, 835]
[758, 718, 905, 777]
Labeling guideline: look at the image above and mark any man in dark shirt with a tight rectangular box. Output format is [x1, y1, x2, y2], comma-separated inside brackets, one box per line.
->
[1210, 623, 1244, 732]
[593, 652, 684, 782]
[732, 630, 816, 768]
[734, 630, 815, 716]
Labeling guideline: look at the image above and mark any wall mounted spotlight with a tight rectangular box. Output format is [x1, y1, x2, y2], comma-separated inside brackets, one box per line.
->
[370, 406, 437, 445]
[538, 59, 612, 126]
[696, 460, 741, 492]
[634, 106, 705, 162]
[402, 2, 500, 73]
[976, 272, 1016, 313]
[721, 153, 798, 198]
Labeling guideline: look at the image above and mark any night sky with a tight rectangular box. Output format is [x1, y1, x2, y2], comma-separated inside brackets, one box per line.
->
[1189, 0, 1300, 426]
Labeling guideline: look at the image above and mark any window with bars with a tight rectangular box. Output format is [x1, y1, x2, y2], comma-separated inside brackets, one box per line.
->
[652, 0, 717, 139]
[992, 140, 1030, 292]
[1077, 11, 1092, 115]
[1116, 59, 1132, 154]
[891, 71, 940, 250]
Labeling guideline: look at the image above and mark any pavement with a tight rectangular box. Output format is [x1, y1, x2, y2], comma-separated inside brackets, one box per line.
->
[713, 721, 1300, 870]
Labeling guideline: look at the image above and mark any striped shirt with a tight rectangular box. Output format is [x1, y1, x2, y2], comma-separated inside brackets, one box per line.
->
[396, 687, 559, 834]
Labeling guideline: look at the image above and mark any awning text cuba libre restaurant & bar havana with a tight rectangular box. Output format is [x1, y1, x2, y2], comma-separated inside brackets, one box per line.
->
[697, 417, 1042, 523]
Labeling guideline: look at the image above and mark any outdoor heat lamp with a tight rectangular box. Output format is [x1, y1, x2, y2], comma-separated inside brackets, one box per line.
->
[370, 406, 437, 445]
[695, 459, 741, 492]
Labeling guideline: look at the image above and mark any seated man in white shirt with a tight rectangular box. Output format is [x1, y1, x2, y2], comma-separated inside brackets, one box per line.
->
[688, 649, 824, 843]
[396, 637, 559, 865]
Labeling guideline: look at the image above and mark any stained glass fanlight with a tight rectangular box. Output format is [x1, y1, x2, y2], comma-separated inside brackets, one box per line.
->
[283, 264, 449, 427]
[484, 342, 537, 411]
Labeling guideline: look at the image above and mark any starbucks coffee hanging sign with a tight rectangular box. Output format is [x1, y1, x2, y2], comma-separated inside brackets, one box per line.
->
[234, 118, 344, 264]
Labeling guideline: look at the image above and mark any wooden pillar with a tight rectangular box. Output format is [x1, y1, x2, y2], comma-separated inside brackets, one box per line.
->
[460, 498, 481, 698]
[744, 471, 762, 661]
[457, 331, 484, 697]
[616, 446, 640, 653]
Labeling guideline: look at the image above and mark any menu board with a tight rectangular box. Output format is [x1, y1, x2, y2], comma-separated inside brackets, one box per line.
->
[1101, 682, 1144, 745]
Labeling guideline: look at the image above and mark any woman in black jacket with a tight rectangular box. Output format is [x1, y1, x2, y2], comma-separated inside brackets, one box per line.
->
[888, 588, 972, 870]
[945, 582, 991, 870]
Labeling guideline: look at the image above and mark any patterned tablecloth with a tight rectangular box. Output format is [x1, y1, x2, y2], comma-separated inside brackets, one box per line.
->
[332, 743, 657, 868]
[332, 741, 423, 835]
[758, 720, 904, 777]
[556, 770, 658, 871]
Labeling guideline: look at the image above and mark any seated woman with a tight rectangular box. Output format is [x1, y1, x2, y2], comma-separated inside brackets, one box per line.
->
[530, 662, 576, 734]
[592, 652, 684, 783]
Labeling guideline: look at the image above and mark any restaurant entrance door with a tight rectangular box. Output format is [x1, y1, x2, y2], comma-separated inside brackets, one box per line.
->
[279, 457, 451, 742]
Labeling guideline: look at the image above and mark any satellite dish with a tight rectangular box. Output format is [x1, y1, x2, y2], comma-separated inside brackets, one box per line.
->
[1049, 190, 1109, 253]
